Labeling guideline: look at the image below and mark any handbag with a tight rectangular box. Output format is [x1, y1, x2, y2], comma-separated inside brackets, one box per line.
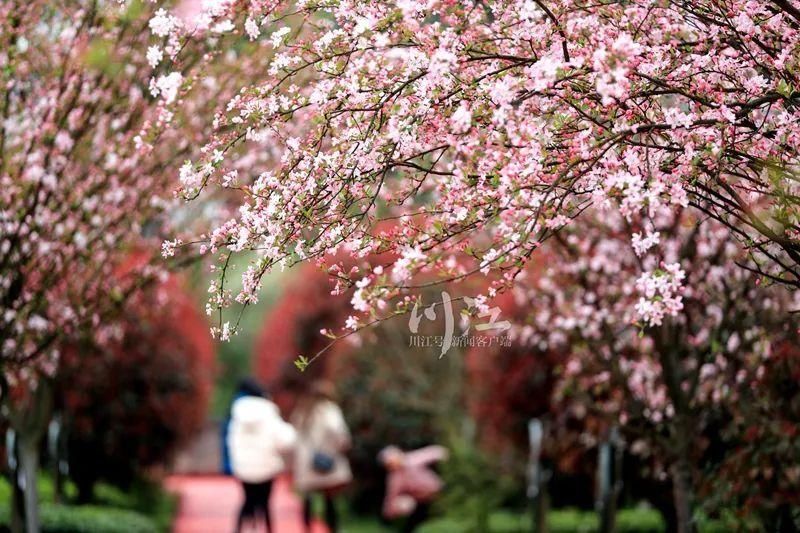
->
[311, 450, 335, 474]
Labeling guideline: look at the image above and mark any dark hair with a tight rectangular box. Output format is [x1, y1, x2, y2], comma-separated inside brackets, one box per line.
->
[292, 380, 336, 430]
[235, 377, 266, 399]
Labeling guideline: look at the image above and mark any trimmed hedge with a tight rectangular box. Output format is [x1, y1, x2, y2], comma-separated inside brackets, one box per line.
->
[419, 508, 666, 533]
[0, 504, 156, 533]
[0, 476, 176, 533]
[547, 508, 665, 533]
[420, 507, 728, 533]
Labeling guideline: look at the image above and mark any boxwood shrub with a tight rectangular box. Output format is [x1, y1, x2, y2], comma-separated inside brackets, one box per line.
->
[0, 504, 156, 533]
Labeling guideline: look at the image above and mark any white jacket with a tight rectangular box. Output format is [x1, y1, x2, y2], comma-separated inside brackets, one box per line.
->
[228, 396, 297, 483]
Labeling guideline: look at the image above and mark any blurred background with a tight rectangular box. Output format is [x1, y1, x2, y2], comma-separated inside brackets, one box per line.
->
[3, 1, 800, 532]
[5, 248, 796, 533]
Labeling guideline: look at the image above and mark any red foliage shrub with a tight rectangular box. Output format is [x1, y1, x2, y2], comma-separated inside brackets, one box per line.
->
[253, 262, 353, 412]
[465, 292, 561, 455]
[56, 274, 213, 499]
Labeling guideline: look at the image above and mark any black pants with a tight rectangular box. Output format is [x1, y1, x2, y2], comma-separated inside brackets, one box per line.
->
[402, 502, 430, 533]
[303, 492, 338, 532]
[236, 480, 273, 532]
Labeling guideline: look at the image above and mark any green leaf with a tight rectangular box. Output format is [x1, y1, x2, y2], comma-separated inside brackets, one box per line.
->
[776, 79, 793, 98]
[294, 355, 310, 372]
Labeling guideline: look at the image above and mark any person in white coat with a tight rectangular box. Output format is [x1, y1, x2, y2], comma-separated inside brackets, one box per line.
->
[228, 384, 296, 533]
[290, 381, 352, 533]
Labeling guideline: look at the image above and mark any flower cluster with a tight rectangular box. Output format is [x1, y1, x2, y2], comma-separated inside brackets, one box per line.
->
[145, 0, 800, 333]
[635, 263, 686, 327]
[513, 207, 800, 439]
[0, 0, 261, 376]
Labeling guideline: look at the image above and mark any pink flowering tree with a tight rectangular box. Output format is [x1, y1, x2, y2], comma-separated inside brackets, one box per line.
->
[0, 3, 174, 530]
[511, 207, 800, 531]
[141, 0, 800, 524]
[150, 0, 800, 342]
[0, 2, 261, 530]
[0, 0, 269, 375]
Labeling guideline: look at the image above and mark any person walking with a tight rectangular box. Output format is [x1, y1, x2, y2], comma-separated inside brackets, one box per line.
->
[379, 445, 449, 533]
[228, 381, 296, 533]
[291, 381, 352, 533]
[221, 378, 265, 476]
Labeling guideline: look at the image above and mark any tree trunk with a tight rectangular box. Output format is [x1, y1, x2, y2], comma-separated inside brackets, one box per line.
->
[655, 327, 696, 533]
[14, 436, 41, 533]
[7, 379, 53, 533]
[598, 427, 623, 533]
[532, 486, 549, 533]
[75, 475, 96, 505]
[9, 440, 25, 533]
[48, 413, 66, 504]
[670, 458, 695, 533]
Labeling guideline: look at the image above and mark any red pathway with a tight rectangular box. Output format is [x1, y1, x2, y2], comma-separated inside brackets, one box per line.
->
[166, 475, 328, 533]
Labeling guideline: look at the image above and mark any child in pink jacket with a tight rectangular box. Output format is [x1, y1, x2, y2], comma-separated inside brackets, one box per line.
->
[378, 445, 449, 532]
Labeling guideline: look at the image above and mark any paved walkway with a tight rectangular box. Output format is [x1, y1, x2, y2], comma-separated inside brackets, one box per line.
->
[166, 475, 328, 533]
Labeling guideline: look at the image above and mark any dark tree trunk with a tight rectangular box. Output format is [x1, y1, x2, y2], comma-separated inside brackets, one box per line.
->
[670, 457, 696, 533]
[10, 444, 26, 533]
[655, 325, 697, 533]
[75, 475, 97, 505]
